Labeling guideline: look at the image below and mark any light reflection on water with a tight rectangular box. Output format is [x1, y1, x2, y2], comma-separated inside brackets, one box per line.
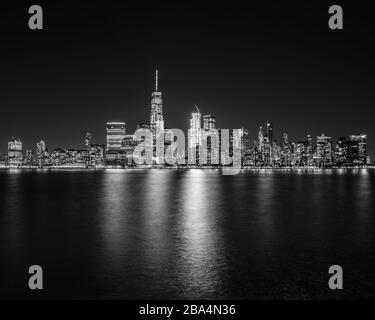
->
[0, 169, 374, 299]
[176, 170, 226, 298]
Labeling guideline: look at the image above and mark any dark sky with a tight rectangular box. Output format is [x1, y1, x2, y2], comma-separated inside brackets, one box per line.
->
[1, 1, 374, 157]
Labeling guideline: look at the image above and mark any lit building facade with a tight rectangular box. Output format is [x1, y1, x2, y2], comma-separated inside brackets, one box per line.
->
[188, 110, 202, 164]
[203, 115, 216, 130]
[335, 136, 348, 166]
[293, 141, 307, 166]
[272, 141, 281, 166]
[7, 137, 23, 167]
[315, 133, 333, 167]
[281, 133, 292, 166]
[266, 121, 273, 144]
[123, 134, 137, 166]
[349, 134, 368, 165]
[306, 134, 314, 166]
[24, 149, 34, 166]
[150, 70, 164, 163]
[85, 132, 92, 150]
[36, 140, 46, 168]
[189, 111, 202, 145]
[89, 144, 105, 166]
[258, 126, 263, 151]
[106, 122, 126, 151]
[150, 69, 164, 137]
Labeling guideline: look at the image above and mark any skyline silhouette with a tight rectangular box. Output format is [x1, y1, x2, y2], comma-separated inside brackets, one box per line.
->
[1, 2, 374, 156]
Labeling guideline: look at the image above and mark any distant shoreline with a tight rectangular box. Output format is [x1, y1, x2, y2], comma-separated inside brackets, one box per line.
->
[1, 165, 374, 171]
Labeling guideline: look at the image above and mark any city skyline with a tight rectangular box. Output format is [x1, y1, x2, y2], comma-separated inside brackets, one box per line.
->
[1, 70, 370, 168]
[2, 1, 375, 302]
[0, 68, 371, 163]
[1, 2, 374, 158]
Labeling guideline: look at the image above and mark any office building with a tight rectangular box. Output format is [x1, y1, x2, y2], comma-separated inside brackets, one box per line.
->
[106, 122, 126, 151]
[315, 133, 333, 167]
[203, 115, 216, 130]
[7, 137, 23, 167]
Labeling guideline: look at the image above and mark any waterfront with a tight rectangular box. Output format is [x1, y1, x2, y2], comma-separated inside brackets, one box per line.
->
[0, 169, 374, 299]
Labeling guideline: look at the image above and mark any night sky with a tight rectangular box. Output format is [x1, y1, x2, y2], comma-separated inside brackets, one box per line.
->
[1, 1, 374, 157]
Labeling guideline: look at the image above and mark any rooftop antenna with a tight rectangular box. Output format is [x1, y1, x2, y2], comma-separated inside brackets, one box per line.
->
[155, 69, 158, 91]
[194, 104, 200, 114]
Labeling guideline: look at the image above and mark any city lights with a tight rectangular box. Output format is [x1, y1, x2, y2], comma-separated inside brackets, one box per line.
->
[0, 71, 370, 169]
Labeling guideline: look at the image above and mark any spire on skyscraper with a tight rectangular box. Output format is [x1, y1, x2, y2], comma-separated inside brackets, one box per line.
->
[155, 69, 158, 91]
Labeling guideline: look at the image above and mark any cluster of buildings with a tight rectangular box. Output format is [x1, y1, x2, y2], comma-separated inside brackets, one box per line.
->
[243, 126, 369, 167]
[0, 70, 370, 169]
[2, 136, 106, 168]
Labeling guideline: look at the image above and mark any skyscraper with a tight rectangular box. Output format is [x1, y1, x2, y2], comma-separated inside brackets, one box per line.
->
[266, 121, 273, 143]
[272, 140, 281, 166]
[106, 122, 126, 151]
[123, 134, 138, 166]
[315, 133, 333, 167]
[203, 115, 216, 130]
[349, 134, 368, 165]
[85, 133, 92, 149]
[7, 137, 22, 167]
[258, 126, 263, 151]
[306, 134, 314, 166]
[188, 106, 202, 164]
[150, 70, 164, 164]
[294, 141, 307, 166]
[201, 114, 219, 165]
[189, 111, 202, 145]
[36, 140, 46, 168]
[240, 127, 250, 166]
[335, 136, 349, 166]
[150, 69, 164, 137]
[281, 133, 291, 166]
[25, 149, 33, 166]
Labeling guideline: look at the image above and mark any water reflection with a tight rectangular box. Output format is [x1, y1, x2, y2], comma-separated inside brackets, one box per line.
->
[175, 170, 226, 298]
[99, 171, 133, 262]
[141, 170, 172, 271]
[254, 173, 276, 241]
[1, 173, 24, 247]
[2, 169, 374, 299]
[354, 170, 372, 219]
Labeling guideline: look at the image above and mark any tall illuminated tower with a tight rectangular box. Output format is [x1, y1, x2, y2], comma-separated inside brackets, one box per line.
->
[266, 121, 273, 143]
[258, 126, 263, 151]
[349, 134, 368, 165]
[189, 107, 202, 147]
[36, 140, 46, 168]
[150, 69, 164, 164]
[188, 106, 202, 165]
[316, 133, 333, 167]
[150, 69, 164, 137]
